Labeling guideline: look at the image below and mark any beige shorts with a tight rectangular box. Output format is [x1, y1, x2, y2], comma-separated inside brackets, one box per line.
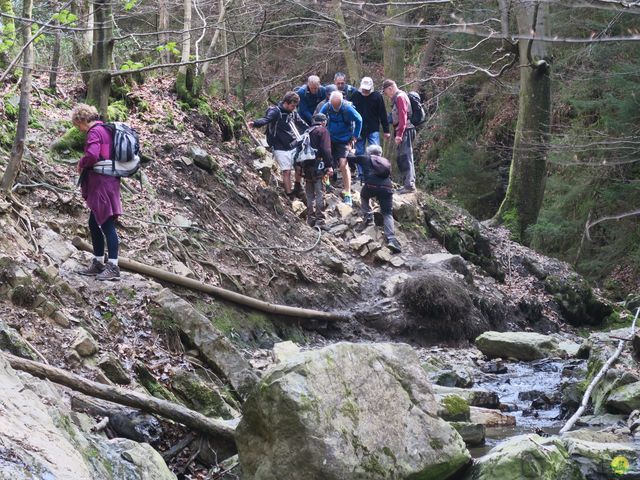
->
[273, 149, 297, 171]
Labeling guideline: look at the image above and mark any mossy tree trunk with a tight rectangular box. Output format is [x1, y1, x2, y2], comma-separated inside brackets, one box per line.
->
[86, 0, 113, 119]
[1, 0, 33, 192]
[49, 19, 62, 91]
[220, 0, 230, 98]
[383, 1, 405, 85]
[493, 1, 551, 243]
[176, 0, 197, 103]
[0, 0, 17, 69]
[157, 0, 169, 63]
[333, 0, 360, 82]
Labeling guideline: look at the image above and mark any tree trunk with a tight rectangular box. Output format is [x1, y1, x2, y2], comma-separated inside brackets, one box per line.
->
[179, 0, 192, 75]
[1, 0, 33, 192]
[72, 0, 93, 87]
[383, 1, 405, 84]
[176, 0, 195, 102]
[333, 0, 360, 81]
[221, 14, 230, 98]
[2, 352, 237, 442]
[0, 0, 17, 69]
[86, 0, 113, 118]
[493, 1, 551, 243]
[49, 23, 62, 91]
[157, 0, 169, 63]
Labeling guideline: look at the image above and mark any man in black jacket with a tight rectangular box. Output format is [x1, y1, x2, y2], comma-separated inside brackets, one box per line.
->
[351, 77, 390, 183]
[302, 114, 333, 227]
[249, 91, 308, 198]
[349, 145, 401, 253]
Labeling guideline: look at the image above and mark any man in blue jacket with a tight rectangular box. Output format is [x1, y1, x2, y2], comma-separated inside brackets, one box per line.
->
[320, 90, 362, 206]
[295, 75, 326, 125]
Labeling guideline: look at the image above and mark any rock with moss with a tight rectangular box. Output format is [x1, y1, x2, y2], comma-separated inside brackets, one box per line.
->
[236, 342, 471, 480]
[170, 369, 239, 420]
[475, 331, 565, 361]
[97, 353, 131, 385]
[562, 429, 639, 479]
[466, 434, 583, 480]
[544, 274, 612, 326]
[450, 422, 485, 447]
[0, 319, 38, 360]
[434, 386, 500, 409]
[422, 196, 504, 281]
[439, 394, 471, 421]
[152, 289, 258, 399]
[106, 100, 128, 122]
[606, 381, 640, 414]
[0, 355, 176, 480]
[51, 126, 86, 153]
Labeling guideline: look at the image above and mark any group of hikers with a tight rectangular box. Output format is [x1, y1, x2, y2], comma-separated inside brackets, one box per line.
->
[249, 73, 419, 254]
[71, 72, 413, 282]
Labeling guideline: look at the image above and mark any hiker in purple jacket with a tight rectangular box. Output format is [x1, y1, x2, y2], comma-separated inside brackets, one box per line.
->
[72, 104, 122, 281]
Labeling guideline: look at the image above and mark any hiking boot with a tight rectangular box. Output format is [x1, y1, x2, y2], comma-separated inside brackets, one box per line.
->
[343, 193, 353, 207]
[307, 216, 316, 227]
[395, 186, 416, 195]
[387, 238, 402, 254]
[292, 182, 305, 200]
[355, 217, 373, 233]
[96, 262, 120, 281]
[78, 258, 105, 276]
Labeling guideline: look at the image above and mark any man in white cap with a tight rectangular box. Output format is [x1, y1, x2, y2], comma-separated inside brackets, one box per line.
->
[351, 77, 390, 183]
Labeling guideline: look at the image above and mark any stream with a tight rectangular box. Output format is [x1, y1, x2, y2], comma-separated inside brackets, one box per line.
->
[469, 357, 579, 457]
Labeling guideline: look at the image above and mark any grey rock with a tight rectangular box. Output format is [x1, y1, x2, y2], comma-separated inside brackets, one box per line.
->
[449, 422, 485, 447]
[433, 385, 500, 409]
[320, 254, 347, 274]
[97, 353, 131, 385]
[71, 328, 99, 357]
[606, 381, 640, 414]
[236, 342, 470, 480]
[380, 273, 409, 297]
[153, 289, 257, 398]
[190, 146, 217, 172]
[469, 406, 516, 427]
[475, 331, 564, 361]
[0, 319, 38, 360]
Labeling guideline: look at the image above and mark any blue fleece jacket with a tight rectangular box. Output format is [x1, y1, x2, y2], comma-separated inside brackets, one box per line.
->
[319, 100, 363, 144]
[295, 85, 327, 125]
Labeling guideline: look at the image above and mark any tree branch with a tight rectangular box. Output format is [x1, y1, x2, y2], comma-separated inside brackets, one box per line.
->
[586, 209, 640, 240]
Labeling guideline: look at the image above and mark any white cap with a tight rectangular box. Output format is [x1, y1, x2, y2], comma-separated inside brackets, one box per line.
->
[359, 77, 374, 91]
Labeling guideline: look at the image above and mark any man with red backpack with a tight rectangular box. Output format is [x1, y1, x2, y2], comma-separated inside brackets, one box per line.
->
[382, 79, 416, 194]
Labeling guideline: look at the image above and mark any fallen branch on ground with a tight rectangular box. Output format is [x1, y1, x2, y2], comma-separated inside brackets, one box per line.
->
[559, 307, 640, 434]
[2, 351, 236, 442]
[72, 237, 351, 322]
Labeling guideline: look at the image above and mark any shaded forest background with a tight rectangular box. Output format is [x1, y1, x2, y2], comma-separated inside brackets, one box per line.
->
[1, 0, 639, 298]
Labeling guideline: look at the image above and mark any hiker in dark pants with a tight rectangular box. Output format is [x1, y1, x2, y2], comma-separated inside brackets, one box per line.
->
[349, 145, 402, 253]
[303, 114, 333, 228]
[382, 79, 416, 194]
[73, 104, 122, 281]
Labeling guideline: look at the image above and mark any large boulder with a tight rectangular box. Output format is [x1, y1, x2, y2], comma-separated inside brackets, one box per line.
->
[475, 331, 564, 361]
[606, 381, 640, 414]
[152, 289, 257, 398]
[0, 356, 176, 480]
[236, 342, 471, 480]
[467, 434, 582, 480]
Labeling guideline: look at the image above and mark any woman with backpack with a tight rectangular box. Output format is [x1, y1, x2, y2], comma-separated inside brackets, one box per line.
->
[301, 114, 333, 228]
[72, 104, 122, 281]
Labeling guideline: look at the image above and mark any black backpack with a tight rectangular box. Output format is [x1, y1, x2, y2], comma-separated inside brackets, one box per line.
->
[92, 122, 141, 177]
[407, 91, 426, 126]
[370, 154, 391, 178]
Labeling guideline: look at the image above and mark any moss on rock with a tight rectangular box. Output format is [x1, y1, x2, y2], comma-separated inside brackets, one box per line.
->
[51, 127, 86, 153]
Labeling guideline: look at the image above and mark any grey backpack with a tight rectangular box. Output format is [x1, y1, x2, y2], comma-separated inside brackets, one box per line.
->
[92, 122, 141, 177]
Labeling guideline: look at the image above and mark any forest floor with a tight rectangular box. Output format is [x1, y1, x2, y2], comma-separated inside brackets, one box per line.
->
[0, 75, 632, 478]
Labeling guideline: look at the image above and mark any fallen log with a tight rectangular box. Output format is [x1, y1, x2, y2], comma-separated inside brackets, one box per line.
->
[3, 351, 236, 442]
[72, 237, 350, 322]
[559, 307, 639, 434]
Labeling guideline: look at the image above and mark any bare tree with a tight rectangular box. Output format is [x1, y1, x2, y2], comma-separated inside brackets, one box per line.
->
[1, 0, 33, 192]
[86, 0, 114, 117]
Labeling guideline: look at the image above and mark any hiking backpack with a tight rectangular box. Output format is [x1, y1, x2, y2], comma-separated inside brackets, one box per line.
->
[407, 91, 426, 126]
[370, 154, 391, 178]
[294, 126, 318, 166]
[92, 122, 141, 177]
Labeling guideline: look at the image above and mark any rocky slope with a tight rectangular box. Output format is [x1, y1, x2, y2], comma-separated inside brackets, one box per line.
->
[0, 77, 638, 479]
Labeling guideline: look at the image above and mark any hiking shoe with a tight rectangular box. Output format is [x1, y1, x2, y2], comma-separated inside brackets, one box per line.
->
[307, 216, 316, 227]
[97, 262, 120, 281]
[355, 217, 373, 233]
[387, 238, 402, 254]
[343, 194, 353, 207]
[78, 258, 105, 276]
[395, 186, 416, 195]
